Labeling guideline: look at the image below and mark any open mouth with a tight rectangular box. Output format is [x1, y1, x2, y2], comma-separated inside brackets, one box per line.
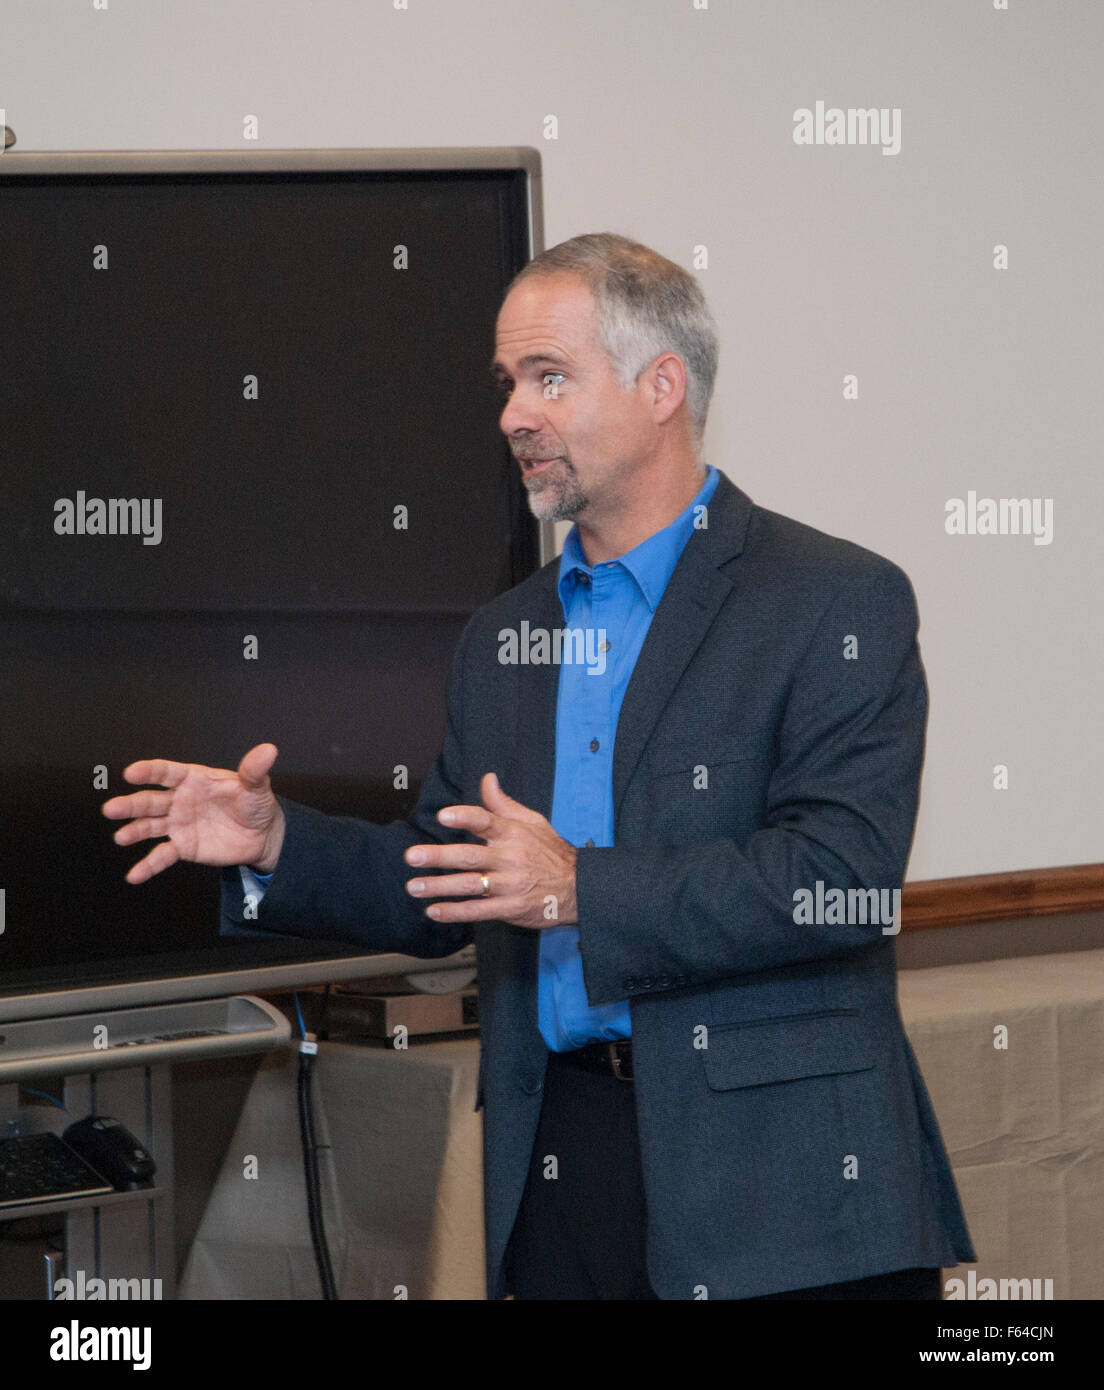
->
[521, 456, 561, 473]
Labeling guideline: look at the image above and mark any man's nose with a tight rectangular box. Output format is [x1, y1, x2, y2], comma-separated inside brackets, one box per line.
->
[499, 386, 545, 436]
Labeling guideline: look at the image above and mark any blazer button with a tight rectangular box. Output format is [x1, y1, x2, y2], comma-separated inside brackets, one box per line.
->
[520, 1073, 543, 1095]
[624, 977, 637, 990]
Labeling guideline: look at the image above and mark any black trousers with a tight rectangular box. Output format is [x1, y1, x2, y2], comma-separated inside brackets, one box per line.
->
[505, 1048, 943, 1301]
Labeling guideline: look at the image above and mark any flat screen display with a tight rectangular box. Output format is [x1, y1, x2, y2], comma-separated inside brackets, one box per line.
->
[0, 159, 538, 995]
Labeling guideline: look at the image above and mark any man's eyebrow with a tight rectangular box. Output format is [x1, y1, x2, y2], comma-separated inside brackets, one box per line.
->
[489, 353, 572, 377]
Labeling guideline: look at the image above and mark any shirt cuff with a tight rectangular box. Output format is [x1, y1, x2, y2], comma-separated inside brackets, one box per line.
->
[239, 865, 273, 898]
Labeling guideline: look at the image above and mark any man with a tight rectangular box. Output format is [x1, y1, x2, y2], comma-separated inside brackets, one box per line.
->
[104, 232, 976, 1300]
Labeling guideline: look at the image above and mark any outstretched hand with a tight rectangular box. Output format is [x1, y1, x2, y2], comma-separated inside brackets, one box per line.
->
[102, 743, 286, 884]
[403, 772, 578, 930]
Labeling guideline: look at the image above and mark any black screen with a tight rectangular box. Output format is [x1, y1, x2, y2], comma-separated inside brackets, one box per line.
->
[0, 164, 537, 989]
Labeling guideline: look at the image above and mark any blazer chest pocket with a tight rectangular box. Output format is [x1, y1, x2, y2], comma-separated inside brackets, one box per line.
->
[702, 1010, 876, 1091]
[648, 734, 760, 780]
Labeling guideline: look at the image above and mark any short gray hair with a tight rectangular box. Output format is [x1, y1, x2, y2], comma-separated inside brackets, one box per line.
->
[507, 233, 719, 451]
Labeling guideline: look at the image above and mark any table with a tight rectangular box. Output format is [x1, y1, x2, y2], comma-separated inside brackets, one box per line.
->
[898, 947, 1104, 1300]
[177, 1037, 484, 1299]
[179, 947, 1104, 1299]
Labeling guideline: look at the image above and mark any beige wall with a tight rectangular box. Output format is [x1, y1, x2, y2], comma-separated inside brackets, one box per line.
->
[5, 0, 1099, 880]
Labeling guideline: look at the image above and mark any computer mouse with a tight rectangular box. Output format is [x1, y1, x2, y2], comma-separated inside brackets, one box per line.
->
[62, 1116, 156, 1190]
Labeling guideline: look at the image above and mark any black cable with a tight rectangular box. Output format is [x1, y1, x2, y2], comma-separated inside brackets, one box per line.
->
[297, 1039, 338, 1300]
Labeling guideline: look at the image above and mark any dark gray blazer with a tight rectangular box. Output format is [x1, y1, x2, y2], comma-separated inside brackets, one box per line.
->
[222, 472, 976, 1299]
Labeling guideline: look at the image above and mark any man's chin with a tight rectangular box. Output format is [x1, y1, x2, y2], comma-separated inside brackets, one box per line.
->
[526, 490, 586, 523]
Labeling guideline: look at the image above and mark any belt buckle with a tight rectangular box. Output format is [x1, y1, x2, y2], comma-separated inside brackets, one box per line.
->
[607, 1041, 631, 1082]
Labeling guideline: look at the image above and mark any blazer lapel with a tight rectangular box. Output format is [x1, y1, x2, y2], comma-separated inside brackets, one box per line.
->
[506, 475, 755, 827]
[510, 569, 563, 820]
[612, 475, 753, 821]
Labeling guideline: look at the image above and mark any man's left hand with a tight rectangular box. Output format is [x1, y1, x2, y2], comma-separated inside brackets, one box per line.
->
[404, 772, 578, 929]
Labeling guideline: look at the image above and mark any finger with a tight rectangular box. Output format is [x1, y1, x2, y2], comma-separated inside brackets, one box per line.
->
[125, 840, 181, 885]
[121, 758, 191, 789]
[423, 894, 526, 924]
[406, 871, 491, 900]
[113, 816, 170, 847]
[101, 790, 172, 821]
[437, 803, 495, 835]
[404, 842, 487, 871]
[238, 742, 278, 789]
[479, 771, 544, 823]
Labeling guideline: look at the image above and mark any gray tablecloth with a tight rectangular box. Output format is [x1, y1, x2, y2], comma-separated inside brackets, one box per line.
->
[178, 1037, 484, 1299]
[180, 947, 1104, 1299]
[898, 946, 1104, 1300]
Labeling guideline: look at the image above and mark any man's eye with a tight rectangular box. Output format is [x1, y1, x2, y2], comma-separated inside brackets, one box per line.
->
[493, 373, 563, 398]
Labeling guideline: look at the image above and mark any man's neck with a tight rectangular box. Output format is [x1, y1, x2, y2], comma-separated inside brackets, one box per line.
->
[575, 460, 709, 566]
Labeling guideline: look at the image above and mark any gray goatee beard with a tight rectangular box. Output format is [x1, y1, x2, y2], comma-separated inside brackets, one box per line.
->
[523, 457, 587, 522]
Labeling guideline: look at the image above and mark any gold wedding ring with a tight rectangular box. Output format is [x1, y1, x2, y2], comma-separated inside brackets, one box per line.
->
[480, 873, 491, 897]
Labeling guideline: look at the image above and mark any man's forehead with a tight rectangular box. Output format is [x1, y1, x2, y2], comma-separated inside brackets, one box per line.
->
[493, 274, 596, 367]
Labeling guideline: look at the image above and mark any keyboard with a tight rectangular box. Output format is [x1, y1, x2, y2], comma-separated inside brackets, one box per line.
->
[0, 1132, 114, 1210]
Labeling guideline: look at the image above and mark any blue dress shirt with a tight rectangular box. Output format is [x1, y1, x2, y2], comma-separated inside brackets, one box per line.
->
[539, 464, 720, 1051]
[241, 465, 722, 1051]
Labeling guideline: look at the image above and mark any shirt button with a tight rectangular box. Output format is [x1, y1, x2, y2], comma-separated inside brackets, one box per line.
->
[578, 573, 590, 585]
[589, 738, 599, 752]
[584, 838, 595, 848]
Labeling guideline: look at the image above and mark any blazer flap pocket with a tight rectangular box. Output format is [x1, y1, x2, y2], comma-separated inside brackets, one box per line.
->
[703, 1011, 876, 1091]
[649, 734, 759, 777]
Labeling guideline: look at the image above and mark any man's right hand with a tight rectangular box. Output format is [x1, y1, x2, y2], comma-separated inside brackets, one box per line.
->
[101, 742, 287, 885]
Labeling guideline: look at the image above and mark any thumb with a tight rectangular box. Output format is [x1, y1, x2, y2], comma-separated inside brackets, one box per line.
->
[238, 742, 279, 790]
[480, 771, 541, 822]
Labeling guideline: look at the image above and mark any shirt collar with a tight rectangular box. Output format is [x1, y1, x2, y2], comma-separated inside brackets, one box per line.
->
[557, 464, 720, 615]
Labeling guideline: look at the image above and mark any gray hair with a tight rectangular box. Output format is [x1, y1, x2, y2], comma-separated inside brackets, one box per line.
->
[506, 233, 719, 450]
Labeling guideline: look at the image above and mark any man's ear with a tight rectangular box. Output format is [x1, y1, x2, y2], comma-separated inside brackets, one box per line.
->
[648, 351, 688, 427]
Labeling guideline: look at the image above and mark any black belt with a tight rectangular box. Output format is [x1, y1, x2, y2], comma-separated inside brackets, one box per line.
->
[554, 1039, 634, 1082]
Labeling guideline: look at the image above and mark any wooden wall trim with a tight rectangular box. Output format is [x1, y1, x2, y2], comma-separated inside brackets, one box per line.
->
[902, 863, 1104, 930]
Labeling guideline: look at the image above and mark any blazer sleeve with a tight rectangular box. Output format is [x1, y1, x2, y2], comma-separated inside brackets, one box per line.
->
[219, 621, 476, 961]
[575, 559, 928, 1006]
